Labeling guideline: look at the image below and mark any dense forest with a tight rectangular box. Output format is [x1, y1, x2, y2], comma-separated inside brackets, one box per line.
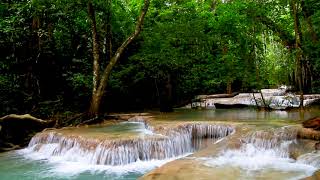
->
[0, 0, 320, 118]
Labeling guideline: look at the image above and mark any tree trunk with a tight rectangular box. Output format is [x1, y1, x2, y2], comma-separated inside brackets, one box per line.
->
[252, 92, 259, 107]
[88, 1, 101, 116]
[226, 80, 232, 94]
[259, 89, 268, 109]
[88, 0, 150, 116]
[291, 0, 304, 109]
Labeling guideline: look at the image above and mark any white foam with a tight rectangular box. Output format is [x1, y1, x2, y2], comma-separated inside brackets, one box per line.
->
[297, 152, 320, 168]
[201, 143, 317, 179]
[18, 147, 191, 177]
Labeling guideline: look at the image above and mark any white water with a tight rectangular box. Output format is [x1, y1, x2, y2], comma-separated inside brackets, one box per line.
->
[201, 127, 319, 179]
[20, 121, 320, 179]
[18, 147, 190, 177]
[20, 122, 233, 177]
[297, 152, 320, 168]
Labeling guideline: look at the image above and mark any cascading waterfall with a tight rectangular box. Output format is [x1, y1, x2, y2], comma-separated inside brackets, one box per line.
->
[202, 126, 319, 178]
[241, 126, 298, 158]
[26, 122, 234, 166]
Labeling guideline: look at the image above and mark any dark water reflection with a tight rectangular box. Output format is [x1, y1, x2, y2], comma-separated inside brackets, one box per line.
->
[154, 108, 320, 123]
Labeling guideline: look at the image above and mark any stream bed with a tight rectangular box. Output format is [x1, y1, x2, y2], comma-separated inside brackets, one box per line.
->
[1, 108, 320, 180]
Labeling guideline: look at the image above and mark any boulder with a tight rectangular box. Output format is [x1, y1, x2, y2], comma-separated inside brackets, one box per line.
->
[303, 117, 320, 130]
[297, 127, 320, 140]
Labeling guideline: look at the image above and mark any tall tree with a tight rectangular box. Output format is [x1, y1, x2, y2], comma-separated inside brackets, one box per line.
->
[88, 0, 150, 116]
[291, 0, 304, 108]
[87, 1, 100, 115]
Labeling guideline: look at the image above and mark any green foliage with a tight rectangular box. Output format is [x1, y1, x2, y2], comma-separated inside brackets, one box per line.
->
[1, 0, 320, 114]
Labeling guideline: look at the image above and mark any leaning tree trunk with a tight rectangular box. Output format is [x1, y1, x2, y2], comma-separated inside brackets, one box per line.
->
[88, 0, 150, 116]
[291, 0, 304, 109]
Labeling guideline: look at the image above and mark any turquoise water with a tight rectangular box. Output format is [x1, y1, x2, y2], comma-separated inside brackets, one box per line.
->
[1, 108, 320, 180]
[0, 122, 151, 180]
[0, 151, 140, 180]
[0, 152, 137, 180]
[86, 121, 149, 134]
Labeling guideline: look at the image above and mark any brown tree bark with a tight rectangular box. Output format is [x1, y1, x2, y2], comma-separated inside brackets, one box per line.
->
[89, 0, 150, 116]
[88, 1, 101, 116]
[226, 81, 232, 94]
[291, 0, 304, 109]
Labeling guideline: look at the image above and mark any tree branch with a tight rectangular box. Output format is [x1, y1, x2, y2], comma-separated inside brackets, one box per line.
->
[97, 0, 150, 95]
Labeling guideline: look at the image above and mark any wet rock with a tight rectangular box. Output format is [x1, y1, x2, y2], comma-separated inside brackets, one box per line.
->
[303, 117, 320, 130]
[27, 122, 234, 166]
[304, 170, 320, 180]
[297, 128, 320, 140]
[315, 142, 320, 150]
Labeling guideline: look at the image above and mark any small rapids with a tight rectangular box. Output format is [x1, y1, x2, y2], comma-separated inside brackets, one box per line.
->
[23, 121, 234, 168]
[201, 126, 320, 179]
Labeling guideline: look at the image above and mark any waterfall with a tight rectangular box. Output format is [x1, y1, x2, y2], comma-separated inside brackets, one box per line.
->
[297, 153, 320, 168]
[242, 126, 298, 157]
[202, 126, 318, 178]
[26, 123, 234, 166]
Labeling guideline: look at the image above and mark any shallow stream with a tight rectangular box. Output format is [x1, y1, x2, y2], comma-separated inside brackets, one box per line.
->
[1, 108, 320, 180]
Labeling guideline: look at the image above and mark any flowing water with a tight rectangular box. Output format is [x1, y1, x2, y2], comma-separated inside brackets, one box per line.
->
[1, 108, 320, 180]
[200, 127, 318, 180]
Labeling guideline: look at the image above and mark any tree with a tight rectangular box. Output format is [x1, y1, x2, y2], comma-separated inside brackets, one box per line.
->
[88, 0, 150, 116]
[290, 0, 304, 108]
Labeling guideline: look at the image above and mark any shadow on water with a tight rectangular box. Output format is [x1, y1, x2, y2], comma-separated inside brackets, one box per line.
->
[155, 107, 320, 124]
